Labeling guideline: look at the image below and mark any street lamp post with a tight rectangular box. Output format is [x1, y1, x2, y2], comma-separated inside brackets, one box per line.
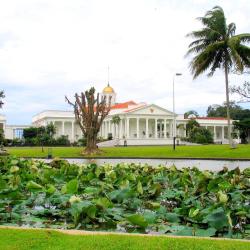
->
[173, 73, 182, 150]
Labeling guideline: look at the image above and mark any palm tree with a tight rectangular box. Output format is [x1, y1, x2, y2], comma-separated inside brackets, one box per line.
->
[46, 122, 56, 138]
[186, 6, 250, 147]
[111, 115, 121, 138]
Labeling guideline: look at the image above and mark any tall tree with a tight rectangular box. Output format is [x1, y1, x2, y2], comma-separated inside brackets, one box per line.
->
[66, 87, 111, 155]
[46, 122, 56, 138]
[186, 6, 250, 147]
[111, 115, 121, 138]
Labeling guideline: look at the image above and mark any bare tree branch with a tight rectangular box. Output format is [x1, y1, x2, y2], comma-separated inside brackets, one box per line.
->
[230, 81, 250, 103]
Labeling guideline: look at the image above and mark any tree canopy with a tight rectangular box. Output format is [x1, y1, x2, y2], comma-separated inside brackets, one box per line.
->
[184, 110, 199, 119]
[207, 102, 250, 120]
[234, 119, 250, 143]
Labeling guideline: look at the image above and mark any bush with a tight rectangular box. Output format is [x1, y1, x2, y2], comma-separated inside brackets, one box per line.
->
[189, 127, 214, 144]
[55, 135, 70, 146]
[78, 137, 87, 146]
[107, 133, 113, 140]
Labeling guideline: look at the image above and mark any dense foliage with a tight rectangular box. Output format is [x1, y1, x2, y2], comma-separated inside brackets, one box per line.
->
[0, 129, 4, 145]
[207, 102, 250, 120]
[185, 119, 214, 144]
[184, 110, 199, 119]
[23, 124, 60, 146]
[188, 127, 214, 144]
[0, 157, 249, 239]
[206, 102, 250, 143]
[234, 119, 250, 144]
[3, 123, 73, 146]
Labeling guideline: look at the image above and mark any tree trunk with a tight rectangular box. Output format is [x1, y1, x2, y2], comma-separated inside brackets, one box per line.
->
[83, 130, 101, 155]
[224, 63, 233, 148]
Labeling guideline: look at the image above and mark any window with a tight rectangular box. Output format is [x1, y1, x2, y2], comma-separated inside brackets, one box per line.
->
[14, 129, 24, 139]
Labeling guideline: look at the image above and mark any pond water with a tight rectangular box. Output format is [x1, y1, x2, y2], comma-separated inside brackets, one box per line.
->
[51, 158, 250, 171]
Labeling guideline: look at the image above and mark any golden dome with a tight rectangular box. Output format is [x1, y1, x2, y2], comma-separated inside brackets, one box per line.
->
[103, 84, 114, 93]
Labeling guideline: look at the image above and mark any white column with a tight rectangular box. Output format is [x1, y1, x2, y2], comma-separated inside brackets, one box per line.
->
[101, 123, 103, 137]
[146, 118, 149, 138]
[119, 119, 123, 139]
[115, 124, 117, 138]
[105, 121, 107, 137]
[126, 117, 130, 138]
[62, 121, 65, 135]
[111, 122, 114, 137]
[116, 124, 118, 138]
[155, 119, 157, 138]
[136, 118, 139, 138]
[214, 126, 216, 140]
[164, 119, 167, 138]
[112, 123, 115, 137]
[102, 122, 105, 137]
[222, 126, 225, 140]
[170, 120, 173, 137]
[108, 121, 111, 134]
[71, 121, 74, 141]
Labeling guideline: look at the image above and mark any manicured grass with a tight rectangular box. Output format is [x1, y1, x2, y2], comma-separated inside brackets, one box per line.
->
[0, 228, 249, 250]
[5, 144, 250, 159]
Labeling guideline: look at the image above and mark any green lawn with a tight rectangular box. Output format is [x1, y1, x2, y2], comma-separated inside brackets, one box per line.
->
[0, 228, 249, 250]
[5, 144, 250, 159]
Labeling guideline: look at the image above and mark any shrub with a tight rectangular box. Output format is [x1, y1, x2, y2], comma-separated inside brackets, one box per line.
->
[107, 133, 113, 140]
[78, 137, 87, 146]
[55, 135, 70, 146]
[189, 127, 214, 144]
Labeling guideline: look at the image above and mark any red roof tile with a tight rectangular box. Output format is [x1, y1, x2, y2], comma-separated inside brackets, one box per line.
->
[195, 117, 228, 120]
[111, 101, 137, 109]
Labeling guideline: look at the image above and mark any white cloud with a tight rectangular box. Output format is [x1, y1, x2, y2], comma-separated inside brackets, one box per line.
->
[0, 0, 249, 123]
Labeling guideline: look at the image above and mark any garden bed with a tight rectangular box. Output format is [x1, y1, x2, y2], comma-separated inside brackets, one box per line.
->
[0, 157, 249, 240]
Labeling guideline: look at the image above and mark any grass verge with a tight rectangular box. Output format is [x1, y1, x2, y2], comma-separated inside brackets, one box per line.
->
[5, 144, 250, 159]
[0, 228, 249, 250]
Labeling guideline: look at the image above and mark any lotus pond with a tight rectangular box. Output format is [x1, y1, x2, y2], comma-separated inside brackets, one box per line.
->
[0, 157, 249, 239]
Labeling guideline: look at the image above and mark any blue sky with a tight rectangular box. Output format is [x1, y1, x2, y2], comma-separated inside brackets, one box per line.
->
[0, 0, 249, 124]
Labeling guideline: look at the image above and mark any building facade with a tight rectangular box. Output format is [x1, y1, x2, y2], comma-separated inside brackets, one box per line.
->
[29, 84, 239, 145]
[0, 84, 241, 144]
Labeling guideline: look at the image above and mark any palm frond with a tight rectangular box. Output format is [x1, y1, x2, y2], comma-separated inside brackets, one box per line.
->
[228, 45, 244, 72]
[209, 50, 224, 75]
[233, 33, 250, 43]
[186, 43, 209, 57]
[190, 41, 225, 78]
[187, 28, 221, 39]
[236, 44, 250, 68]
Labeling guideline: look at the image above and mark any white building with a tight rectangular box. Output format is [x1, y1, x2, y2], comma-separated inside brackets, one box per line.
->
[28, 84, 238, 145]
